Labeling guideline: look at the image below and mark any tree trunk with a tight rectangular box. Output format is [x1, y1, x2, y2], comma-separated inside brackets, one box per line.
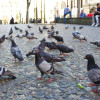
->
[26, 0, 31, 23]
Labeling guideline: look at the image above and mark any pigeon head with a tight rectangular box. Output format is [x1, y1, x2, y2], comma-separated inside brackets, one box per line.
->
[94, 42, 98, 45]
[56, 31, 59, 34]
[70, 48, 74, 53]
[40, 38, 46, 42]
[25, 30, 29, 36]
[10, 39, 17, 47]
[84, 37, 87, 41]
[32, 47, 39, 54]
[2, 35, 5, 39]
[73, 27, 76, 30]
[84, 54, 95, 63]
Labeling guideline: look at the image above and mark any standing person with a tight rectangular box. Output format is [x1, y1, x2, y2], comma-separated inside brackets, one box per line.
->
[92, 3, 100, 27]
[63, 6, 71, 23]
[80, 10, 86, 17]
[10, 17, 14, 24]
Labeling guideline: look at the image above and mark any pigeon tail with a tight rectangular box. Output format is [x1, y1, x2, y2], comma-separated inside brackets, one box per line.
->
[8, 75, 16, 79]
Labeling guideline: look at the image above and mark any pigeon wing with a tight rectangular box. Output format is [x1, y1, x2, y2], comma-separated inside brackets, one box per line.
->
[88, 69, 100, 83]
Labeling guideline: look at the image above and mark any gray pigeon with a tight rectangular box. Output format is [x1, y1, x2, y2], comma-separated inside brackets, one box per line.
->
[10, 39, 24, 61]
[0, 67, 16, 79]
[32, 47, 63, 82]
[84, 54, 100, 93]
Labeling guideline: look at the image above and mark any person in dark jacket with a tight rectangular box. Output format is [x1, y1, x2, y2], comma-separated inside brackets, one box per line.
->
[91, 3, 100, 27]
[10, 17, 14, 24]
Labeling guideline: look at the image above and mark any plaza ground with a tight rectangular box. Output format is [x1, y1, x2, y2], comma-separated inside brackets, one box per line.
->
[0, 24, 100, 100]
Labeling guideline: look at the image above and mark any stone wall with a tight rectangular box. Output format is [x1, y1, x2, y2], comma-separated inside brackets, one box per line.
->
[56, 17, 100, 25]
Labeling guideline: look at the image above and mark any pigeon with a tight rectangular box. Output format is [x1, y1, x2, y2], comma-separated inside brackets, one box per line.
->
[25, 30, 34, 36]
[79, 27, 83, 29]
[25, 30, 37, 40]
[16, 34, 25, 38]
[43, 26, 49, 29]
[65, 25, 69, 29]
[90, 41, 100, 47]
[0, 67, 16, 79]
[9, 27, 13, 36]
[26, 48, 65, 64]
[56, 44, 74, 56]
[19, 29, 23, 32]
[0, 35, 5, 44]
[51, 25, 54, 31]
[72, 27, 80, 38]
[55, 31, 59, 35]
[48, 31, 54, 38]
[10, 39, 24, 61]
[39, 27, 43, 33]
[84, 54, 100, 93]
[47, 30, 51, 32]
[45, 42, 57, 50]
[77, 35, 87, 42]
[14, 26, 19, 30]
[38, 38, 46, 52]
[27, 25, 32, 28]
[32, 47, 63, 82]
[53, 36, 64, 43]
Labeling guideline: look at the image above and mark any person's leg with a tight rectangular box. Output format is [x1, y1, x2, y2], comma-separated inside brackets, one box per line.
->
[69, 11, 71, 18]
[95, 15, 99, 26]
[63, 14, 66, 23]
[91, 15, 95, 26]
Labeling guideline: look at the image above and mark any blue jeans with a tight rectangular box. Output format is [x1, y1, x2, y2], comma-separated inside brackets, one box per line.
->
[63, 11, 71, 23]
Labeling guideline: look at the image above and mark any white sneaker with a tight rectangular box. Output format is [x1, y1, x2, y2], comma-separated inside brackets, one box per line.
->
[91, 23, 95, 26]
[95, 24, 99, 27]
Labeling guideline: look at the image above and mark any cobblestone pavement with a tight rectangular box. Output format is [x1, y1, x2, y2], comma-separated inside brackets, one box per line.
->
[0, 24, 100, 100]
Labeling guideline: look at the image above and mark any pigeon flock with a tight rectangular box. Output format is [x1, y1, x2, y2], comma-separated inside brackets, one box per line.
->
[0, 24, 100, 94]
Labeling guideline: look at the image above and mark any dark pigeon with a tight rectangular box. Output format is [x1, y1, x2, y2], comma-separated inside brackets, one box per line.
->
[84, 54, 100, 93]
[48, 31, 54, 38]
[79, 27, 83, 29]
[0, 35, 5, 44]
[39, 27, 43, 33]
[9, 27, 13, 36]
[90, 41, 100, 47]
[27, 25, 32, 28]
[14, 26, 19, 30]
[0, 67, 16, 79]
[53, 35, 64, 43]
[26, 48, 65, 63]
[45, 42, 57, 50]
[10, 39, 24, 61]
[55, 31, 59, 35]
[38, 38, 46, 52]
[43, 26, 49, 29]
[56, 44, 74, 56]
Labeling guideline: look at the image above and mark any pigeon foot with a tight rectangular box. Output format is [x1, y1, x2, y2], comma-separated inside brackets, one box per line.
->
[48, 78, 53, 83]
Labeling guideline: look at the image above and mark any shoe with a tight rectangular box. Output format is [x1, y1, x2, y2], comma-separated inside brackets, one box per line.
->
[91, 23, 95, 26]
[95, 24, 99, 27]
